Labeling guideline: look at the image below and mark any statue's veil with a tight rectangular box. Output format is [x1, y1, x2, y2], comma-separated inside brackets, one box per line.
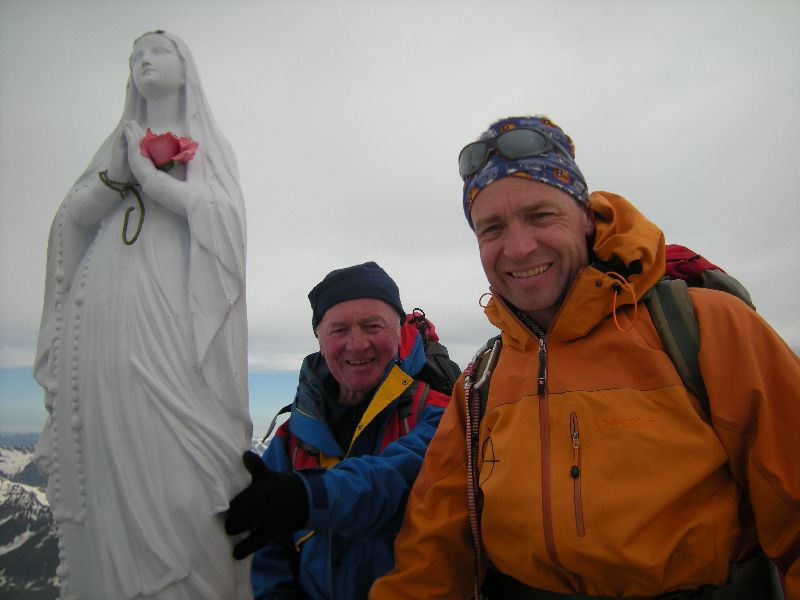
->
[36, 30, 249, 425]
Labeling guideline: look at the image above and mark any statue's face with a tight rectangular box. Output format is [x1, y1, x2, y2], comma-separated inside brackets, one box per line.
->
[130, 34, 185, 98]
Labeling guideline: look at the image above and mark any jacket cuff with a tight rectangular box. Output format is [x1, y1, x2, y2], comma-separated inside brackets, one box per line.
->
[295, 469, 329, 529]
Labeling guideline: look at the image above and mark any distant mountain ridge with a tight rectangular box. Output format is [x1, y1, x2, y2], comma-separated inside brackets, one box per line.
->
[0, 444, 59, 599]
[0, 433, 40, 447]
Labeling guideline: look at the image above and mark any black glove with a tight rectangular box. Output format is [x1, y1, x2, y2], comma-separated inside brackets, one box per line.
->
[225, 450, 309, 560]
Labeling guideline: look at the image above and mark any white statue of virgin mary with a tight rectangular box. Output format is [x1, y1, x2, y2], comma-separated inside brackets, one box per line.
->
[34, 30, 253, 599]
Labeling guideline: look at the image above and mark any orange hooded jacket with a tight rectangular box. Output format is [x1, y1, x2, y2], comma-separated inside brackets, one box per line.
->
[371, 191, 799, 599]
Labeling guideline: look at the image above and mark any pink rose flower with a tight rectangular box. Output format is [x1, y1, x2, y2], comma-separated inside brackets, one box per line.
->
[139, 128, 199, 171]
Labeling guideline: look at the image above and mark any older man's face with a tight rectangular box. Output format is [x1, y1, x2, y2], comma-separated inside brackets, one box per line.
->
[317, 298, 401, 405]
[471, 177, 594, 330]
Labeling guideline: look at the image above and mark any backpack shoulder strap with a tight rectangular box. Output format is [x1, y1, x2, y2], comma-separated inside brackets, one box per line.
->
[463, 334, 503, 600]
[377, 381, 432, 449]
[700, 269, 756, 310]
[474, 335, 503, 421]
[397, 379, 430, 416]
[261, 403, 293, 444]
[644, 279, 709, 418]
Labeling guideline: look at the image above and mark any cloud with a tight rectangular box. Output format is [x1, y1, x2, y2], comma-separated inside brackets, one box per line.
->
[1, 0, 798, 375]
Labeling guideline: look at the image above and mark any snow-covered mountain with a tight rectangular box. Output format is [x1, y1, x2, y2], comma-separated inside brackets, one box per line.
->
[0, 444, 47, 488]
[0, 445, 59, 600]
[0, 436, 271, 599]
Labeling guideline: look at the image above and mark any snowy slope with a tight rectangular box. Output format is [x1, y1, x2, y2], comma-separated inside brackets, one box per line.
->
[0, 445, 36, 479]
[0, 448, 58, 600]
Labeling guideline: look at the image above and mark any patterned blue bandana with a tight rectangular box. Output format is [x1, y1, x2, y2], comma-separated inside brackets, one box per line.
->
[462, 115, 588, 229]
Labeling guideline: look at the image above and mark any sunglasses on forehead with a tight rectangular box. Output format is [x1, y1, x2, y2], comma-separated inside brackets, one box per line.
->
[458, 128, 571, 180]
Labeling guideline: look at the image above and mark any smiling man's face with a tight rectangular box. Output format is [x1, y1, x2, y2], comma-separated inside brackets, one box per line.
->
[317, 298, 400, 405]
[471, 177, 594, 330]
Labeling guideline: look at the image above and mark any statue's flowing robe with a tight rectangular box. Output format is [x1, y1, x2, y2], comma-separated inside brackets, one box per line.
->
[34, 31, 253, 600]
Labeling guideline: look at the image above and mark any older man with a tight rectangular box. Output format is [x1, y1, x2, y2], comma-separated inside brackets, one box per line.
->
[370, 116, 799, 599]
[226, 261, 456, 600]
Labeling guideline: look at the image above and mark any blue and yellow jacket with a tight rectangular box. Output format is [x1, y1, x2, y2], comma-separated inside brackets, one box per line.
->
[251, 318, 451, 600]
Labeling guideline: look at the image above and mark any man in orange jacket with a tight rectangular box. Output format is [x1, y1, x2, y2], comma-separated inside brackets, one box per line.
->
[370, 115, 798, 599]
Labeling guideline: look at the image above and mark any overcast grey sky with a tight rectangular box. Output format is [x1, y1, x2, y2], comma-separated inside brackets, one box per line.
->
[1, 0, 798, 380]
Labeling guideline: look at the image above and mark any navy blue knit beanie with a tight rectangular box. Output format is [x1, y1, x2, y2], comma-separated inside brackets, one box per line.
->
[309, 262, 405, 332]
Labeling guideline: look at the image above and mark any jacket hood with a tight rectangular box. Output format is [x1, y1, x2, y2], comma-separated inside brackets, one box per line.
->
[485, 191, 665, 346]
